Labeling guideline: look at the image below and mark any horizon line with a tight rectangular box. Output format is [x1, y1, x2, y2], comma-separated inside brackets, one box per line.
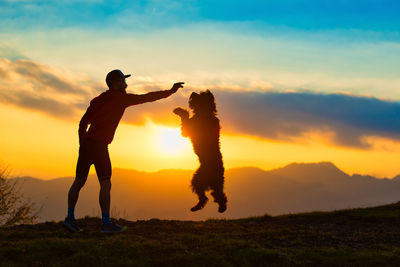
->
[10, 161, 399, 180]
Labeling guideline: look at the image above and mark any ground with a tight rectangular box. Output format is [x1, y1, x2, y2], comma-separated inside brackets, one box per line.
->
[2, 203, 400, 266]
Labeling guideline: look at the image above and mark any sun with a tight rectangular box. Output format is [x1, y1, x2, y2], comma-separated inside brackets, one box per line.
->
[155, 126, 188, 156]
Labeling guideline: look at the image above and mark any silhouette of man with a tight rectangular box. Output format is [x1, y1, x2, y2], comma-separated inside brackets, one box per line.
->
[63, 69, 184, 233]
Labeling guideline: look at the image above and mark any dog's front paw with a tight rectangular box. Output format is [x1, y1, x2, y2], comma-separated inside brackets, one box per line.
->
[173, 107, 189, 118]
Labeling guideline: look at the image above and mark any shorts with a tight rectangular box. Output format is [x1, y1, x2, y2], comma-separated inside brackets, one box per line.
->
[76, 138, 111, 181]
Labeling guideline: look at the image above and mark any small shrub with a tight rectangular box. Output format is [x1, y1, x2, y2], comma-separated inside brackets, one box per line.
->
[0, 167, 38, 226]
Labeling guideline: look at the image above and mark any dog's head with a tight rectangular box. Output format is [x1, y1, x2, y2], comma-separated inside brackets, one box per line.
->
[189, 90, 217, 115]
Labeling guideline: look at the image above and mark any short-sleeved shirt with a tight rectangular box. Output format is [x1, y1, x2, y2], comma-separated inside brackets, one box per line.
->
[79, 89, 173, 144]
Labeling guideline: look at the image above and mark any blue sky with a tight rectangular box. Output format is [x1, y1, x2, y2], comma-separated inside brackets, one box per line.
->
[1, 0, 399, 108]
[2, 0, 400, 35]
[1, 0, 399, 95]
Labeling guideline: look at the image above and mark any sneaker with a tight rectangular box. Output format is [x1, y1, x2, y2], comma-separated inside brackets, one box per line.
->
[101, 222, 127, 233]
[62, 217, 83, 233]
[190, 196, 208, 212]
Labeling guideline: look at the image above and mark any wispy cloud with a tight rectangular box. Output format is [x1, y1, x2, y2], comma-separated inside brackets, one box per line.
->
[0, 92, 78, 118]
[122, 89, 400, 149]
[214, 90, 400, 148]
[12, 60, 90, 95]
[1, 57, 400, 149]
[0, 58, 100, 118]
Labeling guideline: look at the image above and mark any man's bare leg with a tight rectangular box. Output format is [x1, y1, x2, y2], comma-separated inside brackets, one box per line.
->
[68, 176, 88, 212]
[99, 179, 126, 232]
[63, 176, 87, 232]
[99, 179, 111, 224]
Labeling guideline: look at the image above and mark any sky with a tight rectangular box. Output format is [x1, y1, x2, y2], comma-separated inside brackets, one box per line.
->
[1, 0, 400, 179]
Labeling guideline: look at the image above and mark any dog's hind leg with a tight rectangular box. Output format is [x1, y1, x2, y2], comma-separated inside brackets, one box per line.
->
[191, 190, 208, 212]
[211, 182, 227, 213]
[190, 168, 208, 212]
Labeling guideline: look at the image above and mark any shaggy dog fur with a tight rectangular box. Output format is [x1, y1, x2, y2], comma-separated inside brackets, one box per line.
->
[173, 90, 227, 213]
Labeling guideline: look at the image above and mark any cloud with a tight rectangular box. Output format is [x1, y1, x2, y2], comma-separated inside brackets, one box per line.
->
[0, 45, 28, 61]
[0, 58, 100, 119]
[12, 60, 87, 95]
[122, 89, 400, 149]
[0, 91, 78, 118]
[214, 90, 400, 148]
[1, 57, 400, 149]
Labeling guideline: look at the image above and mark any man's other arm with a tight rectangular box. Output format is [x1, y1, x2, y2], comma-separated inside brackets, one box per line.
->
[78, 105, 95, 141]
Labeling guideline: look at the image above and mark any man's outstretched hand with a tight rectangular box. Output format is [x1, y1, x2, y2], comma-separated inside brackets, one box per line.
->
[170, 82, 184, 93]
[173, 107, 189, 119]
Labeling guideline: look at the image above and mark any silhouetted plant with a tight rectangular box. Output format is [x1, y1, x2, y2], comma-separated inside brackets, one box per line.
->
[0, 167, 38, 226]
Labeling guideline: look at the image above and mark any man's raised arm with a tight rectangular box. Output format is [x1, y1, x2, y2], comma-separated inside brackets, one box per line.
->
[124, 82, 184, 107]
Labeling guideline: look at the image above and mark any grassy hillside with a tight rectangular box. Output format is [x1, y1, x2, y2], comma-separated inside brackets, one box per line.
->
[2, 203, 400, 266]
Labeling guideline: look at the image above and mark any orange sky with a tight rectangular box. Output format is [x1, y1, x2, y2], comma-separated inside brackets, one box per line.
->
[2, 100, 400, 180]
[1, 10, 400, 180]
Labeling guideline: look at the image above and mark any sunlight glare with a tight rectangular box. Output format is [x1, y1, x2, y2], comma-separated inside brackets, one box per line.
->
[156, 127, 187, 156]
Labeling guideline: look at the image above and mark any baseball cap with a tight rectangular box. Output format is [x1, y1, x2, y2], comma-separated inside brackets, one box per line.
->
[106, 69, 131, 87]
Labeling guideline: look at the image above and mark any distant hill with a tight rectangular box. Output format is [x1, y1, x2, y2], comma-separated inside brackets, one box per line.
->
[12, 162, 400, 222]
[2, 202, 400, 266]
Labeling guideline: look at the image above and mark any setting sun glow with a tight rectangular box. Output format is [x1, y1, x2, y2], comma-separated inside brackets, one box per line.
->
[155, 127, 188, 156]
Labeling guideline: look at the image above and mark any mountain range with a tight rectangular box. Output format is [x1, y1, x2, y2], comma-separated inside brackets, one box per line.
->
[12, 162, 400, 222]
